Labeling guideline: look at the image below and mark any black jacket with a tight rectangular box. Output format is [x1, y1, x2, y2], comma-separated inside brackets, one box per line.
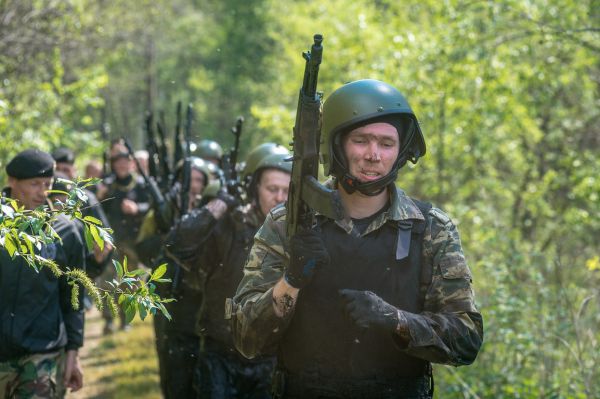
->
[0, 214, 86, 361]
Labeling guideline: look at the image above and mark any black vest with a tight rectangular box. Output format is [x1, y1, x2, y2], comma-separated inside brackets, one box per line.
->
[279, 200, 432, 380]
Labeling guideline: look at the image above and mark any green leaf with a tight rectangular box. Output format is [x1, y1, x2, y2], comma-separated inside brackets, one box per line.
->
[88, 224, 104, 251]
[83, 215, 102, 226]
[122, 256, 129, 275]
[151, 263, 168, 281]
[83, 225, 94, 252]
[46, 189, 70, 196]
[5, 234, 17, 257]
[157, 302, 172, 321]
[113, 259, 124, 280]
[124, 300, 137, 324]
[138, 302, 148, 320]
[1, 204, 15, 219]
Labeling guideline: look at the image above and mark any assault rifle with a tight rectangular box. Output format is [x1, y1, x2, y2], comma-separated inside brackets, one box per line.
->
[100, 108, 110, 177]
[286, 34, 343, 238]
[144, 111, 160, 181]
[180, 104, 194, 215]
[123, 138, 170, 232]
[156, 111, 172, 190]
[172, 101, 184, 172]
[220, 116, 244, 200]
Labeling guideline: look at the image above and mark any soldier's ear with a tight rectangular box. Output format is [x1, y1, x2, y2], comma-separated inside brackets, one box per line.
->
[7, 176, 17, 189]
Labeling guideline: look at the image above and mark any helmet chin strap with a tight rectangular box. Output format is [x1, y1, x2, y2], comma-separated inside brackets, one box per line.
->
[339, 168, 400, 196]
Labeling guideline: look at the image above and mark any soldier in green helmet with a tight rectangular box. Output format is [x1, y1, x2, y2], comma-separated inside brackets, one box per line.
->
[166, 142, 292, 398]
[194, 139, 224, 167]
[231, 80, 483, 398]
[135, 156, 211, 399]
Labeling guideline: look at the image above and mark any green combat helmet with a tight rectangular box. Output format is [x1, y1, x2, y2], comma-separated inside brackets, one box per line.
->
[242, 143, 291, 200]
[194, 139, 224, 164]
[173, 156, 213, 185]
[320, 79, 426, 195]
[241, 143, 290, 185]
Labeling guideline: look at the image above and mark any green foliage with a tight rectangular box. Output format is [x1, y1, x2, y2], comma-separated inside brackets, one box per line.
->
[0, 178, 172, 320]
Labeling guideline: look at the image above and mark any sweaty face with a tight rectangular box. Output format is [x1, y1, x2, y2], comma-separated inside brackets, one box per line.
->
[342, 122, 400, 183]
[257, 168, 290, 217]
[8, 176, 53, 210]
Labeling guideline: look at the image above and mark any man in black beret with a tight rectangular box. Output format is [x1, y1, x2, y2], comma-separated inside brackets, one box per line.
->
[0, 149, 86, 398]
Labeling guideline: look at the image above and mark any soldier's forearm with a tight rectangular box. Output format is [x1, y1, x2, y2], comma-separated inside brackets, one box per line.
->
[272, 277, 299, 318]
[395, 310, 483, 366]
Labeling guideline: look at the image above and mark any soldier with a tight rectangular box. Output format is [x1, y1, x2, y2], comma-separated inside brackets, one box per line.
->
[231, 80, 484, 398]
[0, 149, 86, 397]
[194, 139, 223, 167]
[97, 138, 151, 333]
[135, 157, 212, 399]
[166, 143, 291, 398]
[52, 147, 113, 279]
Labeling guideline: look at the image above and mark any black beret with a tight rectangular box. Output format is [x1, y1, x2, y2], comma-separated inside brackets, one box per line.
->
[6, 149, 55, 179]
[52, 147, 75, 164]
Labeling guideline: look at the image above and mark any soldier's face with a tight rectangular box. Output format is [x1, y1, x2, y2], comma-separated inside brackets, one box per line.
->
[111, 157, 132, 178]
[8, 176, 53, 210]
[56, 162, 76, 180]
[257, 169, 290, 217]
[190, 169, 206, 197]
[342, 122, 400, 183]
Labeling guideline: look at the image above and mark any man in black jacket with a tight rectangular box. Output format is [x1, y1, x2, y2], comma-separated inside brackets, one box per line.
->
[0, 149, 86, 397]
[167, 143, 291, 398]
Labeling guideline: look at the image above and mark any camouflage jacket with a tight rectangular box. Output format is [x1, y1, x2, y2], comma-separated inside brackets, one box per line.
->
[231, 185, 483, 367]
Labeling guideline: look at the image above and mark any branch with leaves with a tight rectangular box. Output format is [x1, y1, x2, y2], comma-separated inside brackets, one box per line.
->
[0, 177, 172, 322]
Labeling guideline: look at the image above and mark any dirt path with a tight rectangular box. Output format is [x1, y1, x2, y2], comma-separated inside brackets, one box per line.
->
[66, 308, 161, 399]
[66, 308, 105, 399]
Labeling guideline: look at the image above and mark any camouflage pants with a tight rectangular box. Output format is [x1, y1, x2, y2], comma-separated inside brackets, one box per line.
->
[0, 351, 65, 399]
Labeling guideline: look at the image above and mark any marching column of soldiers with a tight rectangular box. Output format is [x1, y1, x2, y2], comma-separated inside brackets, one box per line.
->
[0, 38, 483, 399]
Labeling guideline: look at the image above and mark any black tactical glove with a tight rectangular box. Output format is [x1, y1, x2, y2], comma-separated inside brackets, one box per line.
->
[216, 188, 239, 211]
[338, 289, 402, 334]
[284, 229, 330, 289]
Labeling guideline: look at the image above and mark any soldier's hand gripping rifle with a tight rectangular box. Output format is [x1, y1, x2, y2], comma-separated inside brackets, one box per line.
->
[123, 138, 171, 232]
[286, 34, 343, 238]
[220, 116, 244, 201]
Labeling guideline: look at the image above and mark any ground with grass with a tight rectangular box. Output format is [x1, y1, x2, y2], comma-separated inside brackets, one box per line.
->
[67, 309, 161, 399]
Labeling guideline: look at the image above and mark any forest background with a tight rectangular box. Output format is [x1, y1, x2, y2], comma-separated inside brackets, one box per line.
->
[1, 0, 599, 397]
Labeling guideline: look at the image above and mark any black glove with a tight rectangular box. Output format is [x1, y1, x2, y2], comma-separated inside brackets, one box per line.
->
[284, 229, 329, 289]
[338, 289, 401, 334]
[216, 188, 239, 211]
